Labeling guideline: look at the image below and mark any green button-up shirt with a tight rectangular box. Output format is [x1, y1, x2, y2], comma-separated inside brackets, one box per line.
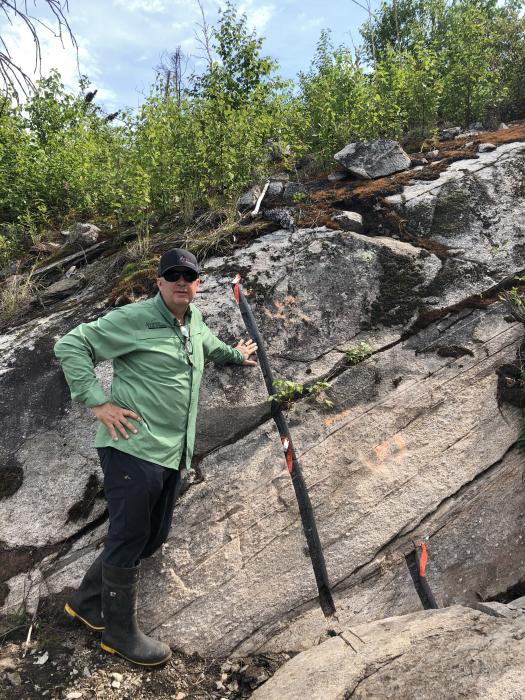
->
[54, 293, 244, 470]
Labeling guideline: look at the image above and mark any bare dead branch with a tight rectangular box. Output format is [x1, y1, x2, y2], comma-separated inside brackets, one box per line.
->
[0, 0, 78, 99]
[193, 0, 214, 71]
[155, 46, 190, 103]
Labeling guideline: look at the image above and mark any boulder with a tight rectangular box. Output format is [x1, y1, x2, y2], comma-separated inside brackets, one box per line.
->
[237, 185, 261, 212]
[454, 130, 480, 140]
[283, 182, 308, 203]
[40, 275, 85, 301]
[440, 126, 461, 140]
[261, 208, 296, 232]
[330, 210, 363, 233]
[478, 142, 496, 153]
[334, 140, 411, 179]
[61, 223, 100, 245]
[266, 181, 284, 197]
[252, 606, 525, 699]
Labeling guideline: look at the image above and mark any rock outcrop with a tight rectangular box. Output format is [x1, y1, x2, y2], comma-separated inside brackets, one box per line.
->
[1, 133, 525, 667]
[252, 606, 525, 699]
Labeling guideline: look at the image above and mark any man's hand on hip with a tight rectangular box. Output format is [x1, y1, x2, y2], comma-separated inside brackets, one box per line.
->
[90, 403, 142, 441]
[235, 339, 258, 366]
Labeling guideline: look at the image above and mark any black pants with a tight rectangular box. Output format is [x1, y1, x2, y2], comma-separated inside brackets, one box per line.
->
[97, 447, 182, 568]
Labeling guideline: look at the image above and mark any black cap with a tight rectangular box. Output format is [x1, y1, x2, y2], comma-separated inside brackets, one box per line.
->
[158, 248, 200, 276]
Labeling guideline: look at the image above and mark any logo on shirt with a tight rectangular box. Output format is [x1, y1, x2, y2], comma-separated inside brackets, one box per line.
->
[146, 321, 169, 329]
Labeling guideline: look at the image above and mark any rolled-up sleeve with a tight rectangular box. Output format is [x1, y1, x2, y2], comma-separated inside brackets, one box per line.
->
[54, 308, 136, 407]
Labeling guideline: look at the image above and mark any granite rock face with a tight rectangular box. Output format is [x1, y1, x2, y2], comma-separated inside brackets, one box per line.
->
[385, 142, 525, 307]
[1, 140, 525, 665]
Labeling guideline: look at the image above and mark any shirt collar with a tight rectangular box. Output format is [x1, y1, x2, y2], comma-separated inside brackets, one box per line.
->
[153, 292, 193, 327]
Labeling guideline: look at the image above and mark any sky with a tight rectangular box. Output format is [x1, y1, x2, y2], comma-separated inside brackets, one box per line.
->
[0, 0, 380, 113]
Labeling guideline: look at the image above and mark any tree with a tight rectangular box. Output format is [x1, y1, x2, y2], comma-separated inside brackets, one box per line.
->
[298, 30, 369, 162]
[360, 0, 448, 61]
[0, 0, 76, 98]
[155, 47, 189, 103]
[190, 0, 280, 109]
[491, 0, 525, 120]
[440, 0, 506, 124]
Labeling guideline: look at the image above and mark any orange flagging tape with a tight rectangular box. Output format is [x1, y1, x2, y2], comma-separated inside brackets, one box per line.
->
[281, 437, 293, 473]
[419, 541, 429, 577]
[232, 274, 241, 305]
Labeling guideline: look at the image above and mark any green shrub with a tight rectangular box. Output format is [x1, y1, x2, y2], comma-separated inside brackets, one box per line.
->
[345, 342, 374, 365]
[1, 0, 525, 256]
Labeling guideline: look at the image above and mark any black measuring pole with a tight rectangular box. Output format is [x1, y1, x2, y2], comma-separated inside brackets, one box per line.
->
[232, 275, 336, 617]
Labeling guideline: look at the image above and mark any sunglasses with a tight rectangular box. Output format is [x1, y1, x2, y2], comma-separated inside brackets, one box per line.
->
[163, 270, 199, 283]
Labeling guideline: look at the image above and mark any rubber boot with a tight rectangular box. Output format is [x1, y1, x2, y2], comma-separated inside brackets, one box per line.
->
[100, 562, 171, 666]
[64, 552, 104, 631]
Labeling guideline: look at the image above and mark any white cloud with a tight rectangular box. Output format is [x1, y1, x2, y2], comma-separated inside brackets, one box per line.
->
[180, 36, 198, 51]
[171, 20, 193, 30]
[297, 13, 323, 32]
[237, 1, 275, 32]
[248, 5, 275, 32]
[113, 0, 170, 12]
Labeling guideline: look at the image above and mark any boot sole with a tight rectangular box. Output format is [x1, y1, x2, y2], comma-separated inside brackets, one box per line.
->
[100, 642, 171, 666]
[64, 603, 105, 631]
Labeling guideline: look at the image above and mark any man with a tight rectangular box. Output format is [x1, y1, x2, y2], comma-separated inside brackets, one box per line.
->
[54, 248, 257, 667]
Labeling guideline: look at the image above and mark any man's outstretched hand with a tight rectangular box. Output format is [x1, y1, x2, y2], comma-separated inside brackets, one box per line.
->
[235, 339, 258, 366]
[91, 402, 142, 441]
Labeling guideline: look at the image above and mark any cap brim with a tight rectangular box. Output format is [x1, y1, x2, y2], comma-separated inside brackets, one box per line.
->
[160, 265, 199, 275]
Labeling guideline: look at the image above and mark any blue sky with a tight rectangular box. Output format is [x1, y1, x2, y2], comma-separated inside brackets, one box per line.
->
[0, 0, 380, 112]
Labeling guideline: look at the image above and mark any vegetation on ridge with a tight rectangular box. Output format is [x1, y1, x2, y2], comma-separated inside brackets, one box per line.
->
[0, 0, 524, 268]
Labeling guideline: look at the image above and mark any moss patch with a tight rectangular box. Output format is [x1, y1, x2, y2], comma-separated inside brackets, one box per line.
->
[0, 461, 23, 500]
[66, 473, 102, 523]
[431, 185, 470, 238]
[0, 581, 9, 606]
[0, 542, 56, 584]
[436, 345, 475, 358]
[496, 364, 525, 408]
[371, 248, 426, 327]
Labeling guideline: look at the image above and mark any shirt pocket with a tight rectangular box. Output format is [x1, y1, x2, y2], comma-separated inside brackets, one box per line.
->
[189, 330, 204, 373]
[134, 329, 174, 341]
[134, 328, 176, 351]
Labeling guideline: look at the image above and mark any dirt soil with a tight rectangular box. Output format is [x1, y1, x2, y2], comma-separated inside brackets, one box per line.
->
[0, 595, 289, 699]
